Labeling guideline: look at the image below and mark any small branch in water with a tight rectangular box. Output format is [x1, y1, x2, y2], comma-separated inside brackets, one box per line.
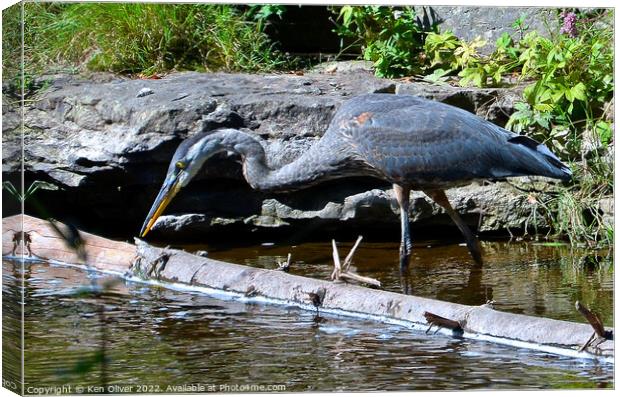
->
[330, 236, 381, 287]
[424, 311, 463, 334]
[6, 229, 34, 257]
[330, 240, 342, 280]
[575, 301, 607, 338]
[342, 236, 364, 272]
[575, 301, 613, 353]
[276, 253, 292, 272]
[129, 251, 169, 280]
[307, 288, 326, 317]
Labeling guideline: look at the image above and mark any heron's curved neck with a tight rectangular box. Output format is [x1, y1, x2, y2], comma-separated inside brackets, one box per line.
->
[202, 129, 347, 192]
[200, 129, 269, 190]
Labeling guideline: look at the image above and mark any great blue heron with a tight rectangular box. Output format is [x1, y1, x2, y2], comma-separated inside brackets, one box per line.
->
[140, 93, 571, 269]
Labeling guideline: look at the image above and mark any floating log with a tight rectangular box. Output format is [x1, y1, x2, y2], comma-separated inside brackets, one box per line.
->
[2, 215, 135, 274]
[2, 214, 614, 361]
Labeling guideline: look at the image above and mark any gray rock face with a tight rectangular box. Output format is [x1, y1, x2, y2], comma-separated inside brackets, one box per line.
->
[416, 6, 556, 54]
[3, 68, 543, 239]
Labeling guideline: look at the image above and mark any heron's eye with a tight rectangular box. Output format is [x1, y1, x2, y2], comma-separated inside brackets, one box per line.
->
[176, 161, 186, 170]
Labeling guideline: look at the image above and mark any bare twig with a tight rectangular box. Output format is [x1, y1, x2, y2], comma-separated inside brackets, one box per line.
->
[276, 253, 292, 272]
[578, 332, 598, 353]
[330, 237, 381, 287]
[339, 272, 381, 286]
[424, 311, 463, 334]
[330, 239, 342, 280]
[575, 301, 613, 353]
[342, 235, 363, 272]
[308, 288, 326, 316]
[575, 301, 606, 337]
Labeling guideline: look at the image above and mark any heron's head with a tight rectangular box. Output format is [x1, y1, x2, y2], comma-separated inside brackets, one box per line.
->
[139, 133, 224, 237]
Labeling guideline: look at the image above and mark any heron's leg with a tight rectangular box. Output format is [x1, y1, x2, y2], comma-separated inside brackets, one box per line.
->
[393, 184, 412, 271]
[424, 189, 484, 266]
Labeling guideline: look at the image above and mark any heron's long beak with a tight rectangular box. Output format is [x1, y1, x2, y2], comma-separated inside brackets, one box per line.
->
[139, 173, 184, 238]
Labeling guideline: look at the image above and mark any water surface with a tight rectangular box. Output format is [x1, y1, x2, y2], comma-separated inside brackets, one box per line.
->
[1, 239, 613, 392]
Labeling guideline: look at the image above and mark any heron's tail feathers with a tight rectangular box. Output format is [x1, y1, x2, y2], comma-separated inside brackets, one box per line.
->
[502, 135, 572, 182]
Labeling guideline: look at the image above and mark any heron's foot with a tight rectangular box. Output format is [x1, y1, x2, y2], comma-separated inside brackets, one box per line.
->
[399, 265, 413, 295]
[399, 239, 413, 272]
[398, 245, 412, 273]
[399, 254, 411, 272]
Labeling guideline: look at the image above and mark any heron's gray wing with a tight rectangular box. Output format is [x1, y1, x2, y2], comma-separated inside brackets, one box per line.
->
[337, 101, 512, 186]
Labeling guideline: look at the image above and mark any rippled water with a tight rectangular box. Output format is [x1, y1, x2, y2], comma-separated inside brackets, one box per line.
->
[2, 240, 614, 392]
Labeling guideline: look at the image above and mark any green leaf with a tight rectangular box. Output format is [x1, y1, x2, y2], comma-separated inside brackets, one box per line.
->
[546, 48, 556, 64]
[534, 103, 553, 112]
[564, 86, 574, 102]
[537, 88, 552, 103]
[551, 89, 565, 103]
[496, 32, 512, 49]
[458, 67, 485, 87]
[571, 82, 587, 102]
[523, 84, 536, 102]
[339, 6, 353, 26]
[424, 68, 451, 83]
[595, 121, 613, 146]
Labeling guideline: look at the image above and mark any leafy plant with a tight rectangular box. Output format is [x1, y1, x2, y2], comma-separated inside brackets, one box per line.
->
[423, 30, 460, 69]
[331, 6, 434, 77]
[423, 30, 522, 88]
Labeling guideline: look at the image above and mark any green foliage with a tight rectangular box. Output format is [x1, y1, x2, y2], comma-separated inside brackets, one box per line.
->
[331, 6, 433, 77]
[423, 31, 460, 68]
[505, 18, 613, 145]
[423, 31, 522, 88]
[4, 2, 286, 77]
[528, 153, 613, 248]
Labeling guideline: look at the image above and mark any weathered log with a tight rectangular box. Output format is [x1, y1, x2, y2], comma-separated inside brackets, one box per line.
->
[2, 215, 135, 274]
[2, 214, 614, 361]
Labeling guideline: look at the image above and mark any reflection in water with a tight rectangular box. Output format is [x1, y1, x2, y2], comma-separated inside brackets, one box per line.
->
[2, 243, 613, 391]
